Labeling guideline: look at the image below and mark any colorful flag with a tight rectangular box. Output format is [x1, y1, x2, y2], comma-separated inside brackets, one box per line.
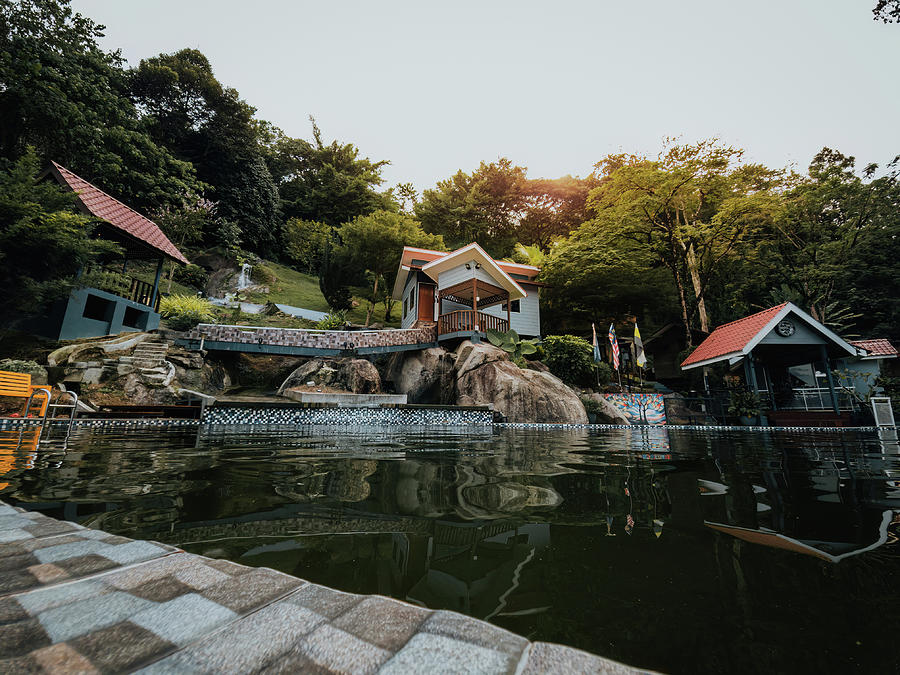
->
[634, 322, 646, 368]
[608, 323, 620, 370]
[592, 323, 602, 363]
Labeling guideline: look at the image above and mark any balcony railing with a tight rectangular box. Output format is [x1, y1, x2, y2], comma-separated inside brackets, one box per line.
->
[81, 266, 160, 311]
[438, 310, 508, 335]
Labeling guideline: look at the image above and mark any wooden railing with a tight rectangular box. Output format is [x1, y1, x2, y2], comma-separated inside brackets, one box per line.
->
[81, 266, 160, 311]
[438, 310, 508, 335]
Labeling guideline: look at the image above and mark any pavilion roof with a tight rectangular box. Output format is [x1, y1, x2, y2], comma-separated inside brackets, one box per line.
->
[849, 339, 898, 359]
[48, 162, 188, 264]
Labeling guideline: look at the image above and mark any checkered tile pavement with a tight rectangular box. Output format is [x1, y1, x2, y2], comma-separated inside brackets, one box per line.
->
[0, 501, 644, 673]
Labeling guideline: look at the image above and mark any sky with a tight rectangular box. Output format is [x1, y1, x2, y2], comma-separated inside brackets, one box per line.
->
[72, 0, 900, 192]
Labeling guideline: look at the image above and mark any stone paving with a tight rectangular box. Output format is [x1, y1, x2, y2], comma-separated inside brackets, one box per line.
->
[0, 500, 646, 674]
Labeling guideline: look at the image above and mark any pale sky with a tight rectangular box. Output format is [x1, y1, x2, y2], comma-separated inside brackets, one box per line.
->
[73, 0, 900, 191]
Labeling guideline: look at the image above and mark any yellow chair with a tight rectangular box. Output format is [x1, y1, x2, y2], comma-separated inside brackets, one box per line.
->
[0, 370, 51, 419]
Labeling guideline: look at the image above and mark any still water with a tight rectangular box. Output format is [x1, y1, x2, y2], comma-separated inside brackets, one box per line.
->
[2, 425, 899, 674]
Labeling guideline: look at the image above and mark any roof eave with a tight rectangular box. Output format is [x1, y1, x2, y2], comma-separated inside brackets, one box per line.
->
[681, 350, 745, 370]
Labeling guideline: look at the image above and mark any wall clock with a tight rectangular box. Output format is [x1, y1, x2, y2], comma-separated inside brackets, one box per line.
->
[776, 319, 796, 337]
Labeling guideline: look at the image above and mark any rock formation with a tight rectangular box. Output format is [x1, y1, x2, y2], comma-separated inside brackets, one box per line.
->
[386, 347, 456, 404]
[278, 358, 381, 394]
[453, 341, 588, 424]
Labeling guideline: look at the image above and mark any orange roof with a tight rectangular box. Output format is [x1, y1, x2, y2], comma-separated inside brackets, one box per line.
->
[849, 339, 898, 358]
[399, 246, 540, 278]
[49, 162, 188, 264]
[681, 304, 787, 368]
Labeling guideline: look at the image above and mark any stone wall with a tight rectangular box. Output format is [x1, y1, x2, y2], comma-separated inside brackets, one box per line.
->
[188, 324, 437, 351]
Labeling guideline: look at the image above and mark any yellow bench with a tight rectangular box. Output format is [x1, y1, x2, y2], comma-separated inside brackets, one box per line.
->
[0, 370, 51, 419]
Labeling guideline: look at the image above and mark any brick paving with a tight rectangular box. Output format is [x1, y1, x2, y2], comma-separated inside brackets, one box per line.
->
[0, 500, 647, 674]
[188, 324, 438, 351]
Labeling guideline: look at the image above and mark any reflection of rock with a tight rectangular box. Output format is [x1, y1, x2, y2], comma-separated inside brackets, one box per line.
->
[326, 459, 377, 502]
[387, 348, 456, 403]
[454, 341, 588, 424]
[461, 482, 563, 512]
[278, 358, 381, 394]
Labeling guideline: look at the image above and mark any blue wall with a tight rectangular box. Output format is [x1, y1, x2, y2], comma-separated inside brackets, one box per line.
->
[55, 287, 160, 340]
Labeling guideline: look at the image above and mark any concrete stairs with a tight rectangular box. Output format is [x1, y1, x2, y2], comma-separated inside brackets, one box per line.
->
[100, 339, 171, 384]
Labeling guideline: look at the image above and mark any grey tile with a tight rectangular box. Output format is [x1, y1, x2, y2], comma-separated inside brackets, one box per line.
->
[294, 623, 391, 674]
[379, 632, 514, 675]
[284, 582, 362, 619]
[521, 643, 639, 675]
[199, 568, 302, 614]
[131, 593, 238, 647]
[331, 596, 430, 651]
[15, 580, 105, 615]
[37, 590, 154, 643]
[421, 610, 528, 658]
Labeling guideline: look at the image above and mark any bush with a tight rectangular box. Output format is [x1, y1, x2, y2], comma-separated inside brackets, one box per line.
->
[316, 310, 347, 330]
[0, 359, 46, 379]
[172, 264, 209, 289]
[159, 294, 215, 331]
[542, 334, 596, 385]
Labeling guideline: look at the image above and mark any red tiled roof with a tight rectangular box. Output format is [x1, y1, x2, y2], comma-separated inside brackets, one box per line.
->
[401, 246, 540, 277]
[49, 162, 188, 264]
[681, 303, 787, 368]
[849, 339, 898, 358]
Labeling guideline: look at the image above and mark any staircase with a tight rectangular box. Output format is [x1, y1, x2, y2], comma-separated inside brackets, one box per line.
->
[101, 339, 171, 385]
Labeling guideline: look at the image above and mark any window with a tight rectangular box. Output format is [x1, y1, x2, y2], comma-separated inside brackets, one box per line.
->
[410, 287, 416, 312]
[502, 300, 521, 313]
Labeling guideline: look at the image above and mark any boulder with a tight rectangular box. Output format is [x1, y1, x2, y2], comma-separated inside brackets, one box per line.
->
[277, 358, 381, 394]
[454, 341, 588, 424]
[586, 392, 631, 425]
[387, 347, 456, 404]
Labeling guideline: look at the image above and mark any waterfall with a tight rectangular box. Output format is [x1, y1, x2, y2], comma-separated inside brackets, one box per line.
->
[236, 263, 252, 290]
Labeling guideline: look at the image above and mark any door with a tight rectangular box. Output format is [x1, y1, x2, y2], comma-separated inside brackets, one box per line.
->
[418, 284, 435, 322]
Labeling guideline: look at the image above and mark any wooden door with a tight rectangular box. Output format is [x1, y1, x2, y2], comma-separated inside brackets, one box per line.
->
[418, 284, 435, 322]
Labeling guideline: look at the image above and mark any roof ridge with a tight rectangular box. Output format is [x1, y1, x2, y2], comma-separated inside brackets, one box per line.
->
[52, 161, 154, 224]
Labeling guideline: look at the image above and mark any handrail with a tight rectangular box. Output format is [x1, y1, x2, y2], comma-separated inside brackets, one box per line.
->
[81, 265, 160, 311]
[438, 310, 508, 335]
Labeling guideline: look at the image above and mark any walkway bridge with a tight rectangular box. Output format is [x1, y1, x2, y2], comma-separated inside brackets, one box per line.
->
[177, 323, 439, 357]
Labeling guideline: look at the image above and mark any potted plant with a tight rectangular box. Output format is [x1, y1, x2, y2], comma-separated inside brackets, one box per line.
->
[728, 389, 761, 425]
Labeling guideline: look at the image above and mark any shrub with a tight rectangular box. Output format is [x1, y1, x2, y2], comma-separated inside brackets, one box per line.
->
[172, 264, 209, 289]
[159, 294, 215, 331]
[316, 310, 347, 330]
[0, 359, 45, 378]
[580, 395, 604, 417]
[542, 334, 596, 385]
[485, 329, 538, 362]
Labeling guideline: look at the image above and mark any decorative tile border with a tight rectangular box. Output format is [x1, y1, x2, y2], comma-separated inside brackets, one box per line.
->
[202, 405, 494, 427]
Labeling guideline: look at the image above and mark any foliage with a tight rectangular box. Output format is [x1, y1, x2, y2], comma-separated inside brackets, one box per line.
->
[172, 263, 209, 289]
[80, 268, 131, 296]
[873, 1, 900, 23]
[580, 396, 605, 418]
[541, 334, 596, 386]
[485, 329, 538, 362]
[284, 218, 331, 274]
[158, 294, 215, 331]
[316, 311, 347, 330]
[260, 117, 392, 227]
[594, 361, 613, 385]
[0, 0, 204, 212]
[0, 359, 45, 378]
[0, 149, 121, 316]
[337, 210, 444, 325]
[129, 49, 280, 255]
[727, 389, 761, 418]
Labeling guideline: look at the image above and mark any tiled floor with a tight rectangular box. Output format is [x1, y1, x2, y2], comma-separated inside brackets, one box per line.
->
[0, 501, 646, 674]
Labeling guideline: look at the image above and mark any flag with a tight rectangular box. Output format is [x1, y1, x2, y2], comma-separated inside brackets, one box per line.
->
[591, 323, 602, 363]
[634, 322, 646, 368]
[608, 323, 620, 370]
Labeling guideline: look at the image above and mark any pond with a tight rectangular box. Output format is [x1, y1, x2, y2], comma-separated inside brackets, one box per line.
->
[2, 425, 899, 674]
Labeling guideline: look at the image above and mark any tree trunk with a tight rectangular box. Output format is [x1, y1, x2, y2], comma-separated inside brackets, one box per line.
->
[166, 261, 175, 295]
[685, 243, 710, 332]
[365, 274, 379, 327]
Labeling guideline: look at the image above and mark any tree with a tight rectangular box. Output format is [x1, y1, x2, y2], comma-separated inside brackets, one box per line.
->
[0, 148, 120, 318]
[0, 0, 203, 212]
[337, 211, 445, 326]
[129, 48, 280, 254]
[874, 1, 900, 23]
[260, 117, 392, 227]
[416, 158, 529, 258]
[283, 218, 331, 274]
[518, 175, 596, 251]
[587, 139, 780, 345]
[153, 198, 215, 293]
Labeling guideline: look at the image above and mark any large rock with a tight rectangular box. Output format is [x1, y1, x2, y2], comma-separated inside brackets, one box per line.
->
[454, 341, 588, 424]
[387, 347, 457, 404]
[278, 358, 381, 394]
[585, 392, 631, 425]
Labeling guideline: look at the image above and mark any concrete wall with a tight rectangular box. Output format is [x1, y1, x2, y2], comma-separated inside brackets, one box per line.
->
[758, 319, 827, 345]
[57, 287, 160, 340]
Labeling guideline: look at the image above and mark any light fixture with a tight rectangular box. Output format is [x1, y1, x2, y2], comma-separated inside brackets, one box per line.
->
[475, 263, 481, 269]
[465, 263, 471, 270]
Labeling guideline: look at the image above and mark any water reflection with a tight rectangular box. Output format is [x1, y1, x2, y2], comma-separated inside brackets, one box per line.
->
[2, 426, 899, 673]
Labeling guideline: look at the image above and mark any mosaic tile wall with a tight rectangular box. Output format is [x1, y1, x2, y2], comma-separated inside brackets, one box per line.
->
[187, 324, 438, 350]
[603, 393, 666, 425]
[201, 405, 494, 426]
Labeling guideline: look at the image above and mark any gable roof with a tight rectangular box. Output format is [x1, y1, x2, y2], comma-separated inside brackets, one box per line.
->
[421, 243, 526, 300]
[48, 162, 188, 264]
[849, 339, 898, 359]
[392, 244, 538, 300]
[680, 302, 859, 370]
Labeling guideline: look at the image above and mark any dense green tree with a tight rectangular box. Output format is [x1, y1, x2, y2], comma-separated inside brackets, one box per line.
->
[874, 0, 900, 22]
[416, 158, 528, 258]
[338, 211, 444, 325]
[518, 175, 596, 251]
[0, 149, 120, 318]
[283, 218, 331, 274]
[586, 140, 780, 345]
[0, 0, 203, 212]
[260, 118, 391, 227]
[153, 198, 215, 293]
[129, 49, 280, 255]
